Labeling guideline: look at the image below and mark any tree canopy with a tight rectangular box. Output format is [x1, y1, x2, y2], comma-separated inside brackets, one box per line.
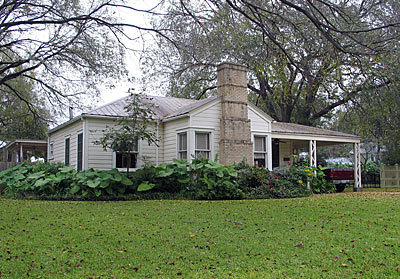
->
[0, 75, 49, 144]
[141, 0, 400, 125]
[0, 0, 167, 123]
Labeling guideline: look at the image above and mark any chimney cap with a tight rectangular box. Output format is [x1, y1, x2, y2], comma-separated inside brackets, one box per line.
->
[217, 62, 247, 72]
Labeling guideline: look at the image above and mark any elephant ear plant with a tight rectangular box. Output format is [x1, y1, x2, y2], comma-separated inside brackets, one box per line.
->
[136, 158, 241, 200]
[0, 162, 135, 199]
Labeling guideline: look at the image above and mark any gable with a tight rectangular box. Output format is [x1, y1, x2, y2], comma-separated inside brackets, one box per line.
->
[248, 103, 272, 133]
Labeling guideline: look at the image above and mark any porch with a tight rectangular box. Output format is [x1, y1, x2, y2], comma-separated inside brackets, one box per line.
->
[271, 122, 362, 191]
[1, 139, 47, 171]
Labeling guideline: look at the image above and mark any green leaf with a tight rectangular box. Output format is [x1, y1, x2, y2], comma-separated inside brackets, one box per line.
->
[34, 178, 52, 187]
[14, 173, 26, 181]
[157, 168, 174, 177]
[216, 169, 224, 178]
[112, 173, 122, 182]
[137, 181, 156, 192]
[70, 185, 81, 195]
[87, 180, 101, 188]
[120, 176, 133, 186]
[99, 181, 110, 189]
[106, 187, 114, 195]
[226, 167, 238, 178]
[60, 165, 76, 173]
[94, 189, 102, 197]
[28, 171, 45, 180]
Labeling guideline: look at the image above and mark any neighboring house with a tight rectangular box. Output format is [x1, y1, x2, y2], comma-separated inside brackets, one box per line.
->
[47, 63, 363, 189]
[349, 143, 386, 162]
[1, 139, 47, 171]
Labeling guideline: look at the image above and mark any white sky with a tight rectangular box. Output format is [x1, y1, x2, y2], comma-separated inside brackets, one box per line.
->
[98, 0, 160, 105]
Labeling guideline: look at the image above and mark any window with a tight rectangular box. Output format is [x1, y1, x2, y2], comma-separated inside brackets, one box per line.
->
[116, 153, 137, 168]
[177, 132, 188, 159]
[195, 132, 211, 159]
[77, 133, 83, 171]
[116, 139, 138, 169]
[65, 138, 70, 166]
[49, 143, 54, 159]
[254, 136, 266, 167]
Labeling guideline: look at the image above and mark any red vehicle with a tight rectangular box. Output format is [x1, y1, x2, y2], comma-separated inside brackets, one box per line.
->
[323, 168, 354, 192]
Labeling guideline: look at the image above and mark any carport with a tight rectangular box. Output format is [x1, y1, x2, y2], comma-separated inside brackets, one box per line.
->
[270, 122, 362, 191]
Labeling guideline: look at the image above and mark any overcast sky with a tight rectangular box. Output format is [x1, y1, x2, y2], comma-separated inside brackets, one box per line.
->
[99, 0, 160, 105]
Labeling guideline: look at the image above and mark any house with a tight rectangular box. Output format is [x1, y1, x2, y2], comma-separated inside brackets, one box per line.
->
[1, 139, 48, 171]
[47, 63, 362, 190]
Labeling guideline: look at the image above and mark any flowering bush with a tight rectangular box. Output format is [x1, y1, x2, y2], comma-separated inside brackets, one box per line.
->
[292, 162, 335, 194]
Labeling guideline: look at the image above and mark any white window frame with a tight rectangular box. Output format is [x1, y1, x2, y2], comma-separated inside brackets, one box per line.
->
[253, 135, 267, 167]
[64, 136, 70, 166]
[252, 133, 272, 169]
[176, 131, 188, 160]
[112, 139, 142, 171]
[49, 142, 54, 160]
[194, 131, 212, 160]
[77, 132, 83, 171]
[176, 128, 214, 162]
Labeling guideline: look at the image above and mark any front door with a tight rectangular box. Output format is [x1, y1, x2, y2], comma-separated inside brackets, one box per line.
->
[272, 139, 279, 168]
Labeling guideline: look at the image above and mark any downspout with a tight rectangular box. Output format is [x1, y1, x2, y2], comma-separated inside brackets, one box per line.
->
[156, 120, 160, 166]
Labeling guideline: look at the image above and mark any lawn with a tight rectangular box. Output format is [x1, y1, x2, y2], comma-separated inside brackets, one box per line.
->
[1, 193, 400, 278]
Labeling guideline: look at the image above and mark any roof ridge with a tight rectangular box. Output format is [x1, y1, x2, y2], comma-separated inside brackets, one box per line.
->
[85, 95, 129, 115]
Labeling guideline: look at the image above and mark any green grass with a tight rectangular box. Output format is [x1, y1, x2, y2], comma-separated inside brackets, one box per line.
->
[1, 194, 400, 278]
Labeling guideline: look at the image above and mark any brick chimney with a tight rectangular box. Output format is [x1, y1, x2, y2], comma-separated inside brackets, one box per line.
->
[218, 63, 253, 165]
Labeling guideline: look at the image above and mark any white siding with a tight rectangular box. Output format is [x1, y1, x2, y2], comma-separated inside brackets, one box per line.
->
[48, 120, 83, 167]
[162, 117, 189, 163]
[190, 100, 221, 160]
[86, 118, 115, 170]
[86, 117, 160, 170]
[248, 106, 271, 132]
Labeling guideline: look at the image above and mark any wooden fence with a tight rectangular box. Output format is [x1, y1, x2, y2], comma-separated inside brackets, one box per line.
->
[380, 164, 400, 187]
[0, 162, 12, 172]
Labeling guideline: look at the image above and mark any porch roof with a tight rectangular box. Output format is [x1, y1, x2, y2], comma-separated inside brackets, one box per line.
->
[271, 122, 360, 143]
[4, 139, 48, 151]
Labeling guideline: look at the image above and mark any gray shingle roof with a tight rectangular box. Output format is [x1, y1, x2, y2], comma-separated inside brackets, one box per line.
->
[272, 122, 360, 138]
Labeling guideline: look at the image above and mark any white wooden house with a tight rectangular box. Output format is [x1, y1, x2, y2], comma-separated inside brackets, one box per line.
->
[47, 63, 362, 190]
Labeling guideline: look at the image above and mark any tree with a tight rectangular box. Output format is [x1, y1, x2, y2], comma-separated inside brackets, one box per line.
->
[94, 91, 159, 172]
[332, 69, 400, 164]
[141, 0, 400, 125]
[0, 75, 49, 144]
[0, 0, 168, 122]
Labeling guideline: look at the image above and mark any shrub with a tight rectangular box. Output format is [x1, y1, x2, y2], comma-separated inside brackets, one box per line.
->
[266, 167, 311, 198]
[187, 158, 242, 200]
[235, 160, 270, 197]
[364, 160, 380, 175]
[1, 159, 334, 201]
[0, 163, 134, 199]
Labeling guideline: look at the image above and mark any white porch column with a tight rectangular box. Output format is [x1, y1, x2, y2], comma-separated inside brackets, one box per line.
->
[308, 140, 317, 190]
[188, 129, 195, 163]
[353, 142, 362, 191]
[309, 140, 317, 168]
[19, 144, 23, 162]
[267, 135, 273, 171]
